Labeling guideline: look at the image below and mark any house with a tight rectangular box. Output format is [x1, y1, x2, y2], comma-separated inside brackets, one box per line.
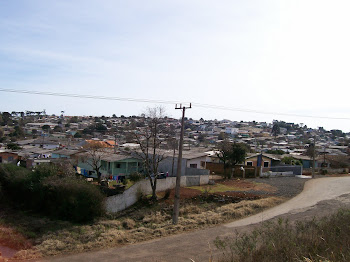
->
[0, 150, 19, 164]
[31, 139, 60, 150]
[245, 153, 281, 168]
[80, 140, 114, 148]
[76, 152, 142, 179]
[289, 155, 318, 169]
[182, 151, 213, 169]
[51, 149, 80, 159]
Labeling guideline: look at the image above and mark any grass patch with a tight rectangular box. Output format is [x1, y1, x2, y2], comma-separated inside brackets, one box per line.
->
[215, 209, 350, 262]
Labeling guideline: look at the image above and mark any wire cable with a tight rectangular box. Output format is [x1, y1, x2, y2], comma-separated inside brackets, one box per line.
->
[0, 88, 349, 120]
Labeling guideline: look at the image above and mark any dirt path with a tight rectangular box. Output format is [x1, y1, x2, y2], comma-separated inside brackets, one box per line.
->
[39, 177, 350, 262]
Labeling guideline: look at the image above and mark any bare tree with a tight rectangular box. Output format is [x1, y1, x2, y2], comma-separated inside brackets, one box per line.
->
[133, 107, 167, 200]
[82, 141, 108, 183]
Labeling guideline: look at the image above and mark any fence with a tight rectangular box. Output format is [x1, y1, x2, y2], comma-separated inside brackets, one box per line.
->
[205, 162, 224, 175]
[266, 165, 303, 175]
[185, 167, 210, 176]
[261, 165, 302, 177]
[105, 175, 210, 213]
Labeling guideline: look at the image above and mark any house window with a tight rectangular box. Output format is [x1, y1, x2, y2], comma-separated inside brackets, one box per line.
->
[246, 161, 253, 166]
[264, 161, 269, 167]
[8, 156, 14, 162]
[190, 164, 197, 168]
[115, 163, 121, 168]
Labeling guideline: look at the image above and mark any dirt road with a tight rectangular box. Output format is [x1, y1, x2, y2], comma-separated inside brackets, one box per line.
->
[40, 177, 350, 262]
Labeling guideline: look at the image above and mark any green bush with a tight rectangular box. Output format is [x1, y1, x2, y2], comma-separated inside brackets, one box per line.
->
[0, 163, 105, 222]
[43, 176, 105, 222]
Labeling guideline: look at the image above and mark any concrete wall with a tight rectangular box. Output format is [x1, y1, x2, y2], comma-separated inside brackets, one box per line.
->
[105, 175, 209, 213]
[158, 156, 187, 177]
[185, 167, 210, 176]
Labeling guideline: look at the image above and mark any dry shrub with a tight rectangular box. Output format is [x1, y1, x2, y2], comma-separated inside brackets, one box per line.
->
[129, 227, 153, 242]
[13, 248, 41, 260]
[97, 229, 126, 244]
[142, 211, 167, 224]
[217, 197, 282, 219]
[153, 228, 167, 237]
[122, 218, 135, 229]
[0, 226, 32, 250]
[180, 204, 203, 215]
[216, 209, 350, 262]
[98, 220, 122, 229]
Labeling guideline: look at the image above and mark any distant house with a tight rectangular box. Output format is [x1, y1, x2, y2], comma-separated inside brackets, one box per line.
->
[245, 153, 281, 168]
[0, 150, 19, 164]
[51, 149, 80, 161]
[183, 151, 213, 169]
[31, 139, 60, 150]
[290, 155, 318, 169]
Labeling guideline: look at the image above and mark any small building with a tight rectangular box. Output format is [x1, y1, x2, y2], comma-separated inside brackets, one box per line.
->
[76, 152, 142, 180]
[245, 153, 281, 168]
[0, 150, 19, 164]
[51, 149, 80, 159]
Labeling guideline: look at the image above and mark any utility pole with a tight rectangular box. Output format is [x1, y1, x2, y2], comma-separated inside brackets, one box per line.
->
[114, 128, 118, 154]
[171, 137, 176, 176]
[312, 135, 316, 178]
[172, 103, 191, 225]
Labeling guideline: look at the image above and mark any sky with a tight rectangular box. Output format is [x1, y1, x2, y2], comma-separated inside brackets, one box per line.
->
[0, 0, 349, 132]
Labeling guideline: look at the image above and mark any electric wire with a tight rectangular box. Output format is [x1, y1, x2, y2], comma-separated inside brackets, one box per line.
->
[0, 88, 349, 120]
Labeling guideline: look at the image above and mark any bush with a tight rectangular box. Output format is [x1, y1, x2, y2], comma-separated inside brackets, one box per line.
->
[43, 176, 105, 222]
[163, 189, 171, 200]
[0, 163, 105, 222]
[129, 172, 143, 183]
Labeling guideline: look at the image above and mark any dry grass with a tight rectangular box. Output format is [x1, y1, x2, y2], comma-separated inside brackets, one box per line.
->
[9, 196, 283, 259]
[215, 209, 350, 262]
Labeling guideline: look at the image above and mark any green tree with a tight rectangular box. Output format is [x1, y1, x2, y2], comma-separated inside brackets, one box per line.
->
[217, 140, 232, 179]
[53, 126, 63, 132]
[217, 141, 247, 179]
[230, 143, 247, 166]
[1, 112, 11, 126]
[11, 126, 25, 138]
[7, 143, 21, 150]
[271, 123, 280, 138]
[42, 125, 51, 131]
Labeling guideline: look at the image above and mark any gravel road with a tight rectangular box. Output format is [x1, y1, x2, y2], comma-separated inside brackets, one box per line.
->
[250, 176, 308, 197]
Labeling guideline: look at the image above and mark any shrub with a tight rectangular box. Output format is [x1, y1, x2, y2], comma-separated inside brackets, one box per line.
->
[122, 218, 135, 229]
[0, 163, 105, 222]
[129, 172, 143, 183]
[163, 189, 171, 200]
[43, 176, 105, 222]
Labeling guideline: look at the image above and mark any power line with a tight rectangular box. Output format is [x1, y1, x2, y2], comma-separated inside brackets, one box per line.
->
[0, 88, 349, 120]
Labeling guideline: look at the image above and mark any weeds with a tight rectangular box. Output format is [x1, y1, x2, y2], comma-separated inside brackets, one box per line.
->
[215, 209, 350, 262]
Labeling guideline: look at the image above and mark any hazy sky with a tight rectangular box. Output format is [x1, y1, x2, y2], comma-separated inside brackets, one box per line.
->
[1, 1, 349, 131]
